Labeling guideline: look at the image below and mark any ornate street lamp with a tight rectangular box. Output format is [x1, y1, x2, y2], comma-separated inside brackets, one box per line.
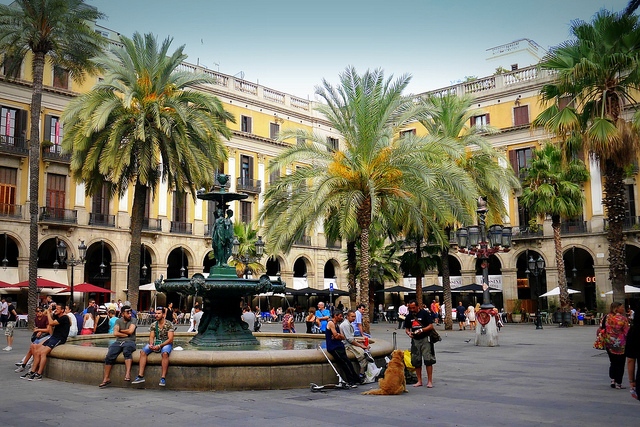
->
[456, 197, 512, 310]
[55, 239, 87, 306]
[528, 254, 545, 330]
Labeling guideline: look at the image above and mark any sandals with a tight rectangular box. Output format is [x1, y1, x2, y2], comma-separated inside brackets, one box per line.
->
[615, 383, 626, 389]
[98, 380, 111, 388]
[611, 380, 616, 389]
[124, 377, 131, 382]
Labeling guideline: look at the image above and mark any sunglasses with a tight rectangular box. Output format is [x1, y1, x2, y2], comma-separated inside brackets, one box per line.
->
[155, 307, 164, 311]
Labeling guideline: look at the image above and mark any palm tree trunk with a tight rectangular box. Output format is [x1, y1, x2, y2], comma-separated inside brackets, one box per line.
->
[27, 51, 45, 330]
[415, 240, 423, 306]
[603, 159, 627, 302]
[442, 245, 453, 330]
[127, 181, 146, 310]
[552, 217, 570, 311]
[347, 240, 357, 309]
[357, 198, 372, 333]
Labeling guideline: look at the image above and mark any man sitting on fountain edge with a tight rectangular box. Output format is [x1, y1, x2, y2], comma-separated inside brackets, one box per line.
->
[132, 306, 175, 387]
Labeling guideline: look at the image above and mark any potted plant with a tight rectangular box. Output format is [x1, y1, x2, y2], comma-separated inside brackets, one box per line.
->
[512, 299, 523, 323]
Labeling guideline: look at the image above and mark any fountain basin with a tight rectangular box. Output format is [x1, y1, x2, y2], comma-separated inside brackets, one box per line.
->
[44, 332, 393, 390]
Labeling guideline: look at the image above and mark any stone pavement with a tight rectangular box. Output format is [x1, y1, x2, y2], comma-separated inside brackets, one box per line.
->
[0, 320, 637, 426]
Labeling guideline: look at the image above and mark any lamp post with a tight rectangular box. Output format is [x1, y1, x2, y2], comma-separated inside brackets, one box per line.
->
[231, 235, 265, 278]
[2, 232, 8, 270]
[54, 240, 87, 306]
[527, 254, 545, 330]
[456, 197, 512, 309]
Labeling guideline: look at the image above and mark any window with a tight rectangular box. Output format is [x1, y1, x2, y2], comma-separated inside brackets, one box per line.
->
[0, 167, 17, 214]
[46, 173, 66, 218]
[508, 147, 532, 179]
[269, 123, 280, 140]
[269, 161, 280, 185]
[470, 114, 490, 127]
[2, 55, 21, 79]
[92, 185, 110, 215]
[173, 191, 186, 223]
[241, 115, 252, 133]
[517, 197, 530, 230]
[143, 186, 151, 218]
[1, 106, 28, 144]
[399, 129, 416, 138]
[44, 115, 63, 153]
[240, 155, 254, 183]
[558, 97, 573, 110]
[53, 66, 69, 90]
[625, 184, 636, 219]
[327, 137, 339, 152]
[511, 64, 518, 71]
[240, 201, 252, 224]
[513, 105, 529, 126]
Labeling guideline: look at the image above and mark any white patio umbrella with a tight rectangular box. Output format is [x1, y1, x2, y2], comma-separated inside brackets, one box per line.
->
[605, 285, 640, 295]
[540, 286, 581, 297]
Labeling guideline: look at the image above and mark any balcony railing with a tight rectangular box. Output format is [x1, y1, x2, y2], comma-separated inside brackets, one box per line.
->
[204, 223, 212, 236]
[326, 240, 342, 249]
[295, 235, 312, 246]
[42, 144, 71, 162]
[39, 207, 77, 224]
[0, 203, 22, 218]
[236, 177, 261, 194]
[142, 218, 162, 232]
[512, 227, 544, 240]
[0, 135, 28, 155]
[561, 220, 589, 235]
[603, 216, 640, 231]
[170, 221, 192, 235]
[89, 213, 115, 227]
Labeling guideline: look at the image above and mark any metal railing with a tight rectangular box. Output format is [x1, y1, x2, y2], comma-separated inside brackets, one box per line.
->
[39, 207, 77, 223]
[512, 227, 544, 239]
[142, 218, 162, 231]
[295, 235, 312, 246]
[603, 216, 640, 231]
[560, 220, 589, 235]
[326, 240, 342, 249]
[0, 203, 21, 218]
[0, 135, 28, 155]
[236, 177, 261, 194]
[170, 221, 192, 235]
[41, 144, 71, 162]
[89, 213, 115, 227]
[204, 223, 212, 236]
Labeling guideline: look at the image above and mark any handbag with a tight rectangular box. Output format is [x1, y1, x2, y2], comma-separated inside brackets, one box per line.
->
[594, 314, 608, 350]
[428, 328, 441, 343]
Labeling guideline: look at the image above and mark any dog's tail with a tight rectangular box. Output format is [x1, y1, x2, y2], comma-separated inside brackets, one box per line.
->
[361, 388, 387, 395]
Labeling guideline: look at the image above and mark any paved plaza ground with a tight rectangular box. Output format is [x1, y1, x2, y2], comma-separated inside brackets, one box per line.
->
[0, 319, 637, 425]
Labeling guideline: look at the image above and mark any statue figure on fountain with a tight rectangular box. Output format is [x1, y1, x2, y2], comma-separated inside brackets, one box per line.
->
[212, 208, 234, 267]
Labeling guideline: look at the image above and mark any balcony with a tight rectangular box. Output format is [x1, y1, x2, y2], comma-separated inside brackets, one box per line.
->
[170, 221, 192, 235]
[204, 223, 212, 236]
[89, 213, 115, 227]
[0, 203, 22, 218]
[142, 218, 162, 232]
[42, 144, 71, 163]
[39, 207, 77, 224]
[561, 220, 589, 235]
[237, 177, 261, 194]
[295, 235, 312, 246]
[512, 226, 544, 240]
[326, 240, 342, 249]
[0, 135, 28, 156]
[603, 216, 640, 232]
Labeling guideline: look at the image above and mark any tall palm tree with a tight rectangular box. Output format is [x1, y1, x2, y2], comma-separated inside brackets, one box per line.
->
[419, 94, 520, 329]
[0, 0, 105, 327]
[228, 221, 266, 278]
[324, 209, 359, 307]
[260, 67, 474, 333]
[536, 10, 640, 301]
[62, 33, 233, 309]
[520, 143, 589, 311]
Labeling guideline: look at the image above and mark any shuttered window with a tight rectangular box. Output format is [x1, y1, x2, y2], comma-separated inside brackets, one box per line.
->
[269, 123, 280, 139]
[46, 174, 66, 215]
[241, 116, 252, 133]
[240, 201, 252, 224]
[513, 105, 529, 126]
[53, 66, 69, 89]
[0, 167, 17, 214]
[470, 114, 490, 126]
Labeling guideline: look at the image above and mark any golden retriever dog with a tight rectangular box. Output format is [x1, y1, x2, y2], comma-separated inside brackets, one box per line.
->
[362, 349, 407, 395]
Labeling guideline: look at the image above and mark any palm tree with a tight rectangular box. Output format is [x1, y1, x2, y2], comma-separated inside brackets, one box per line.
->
[0, 0, 105, 327]
[536, 10, 640, 301]
[520, 143, 589, 310]
[62, 33, 233, 309]
[324, 209, 359, 308]
[419, 94, 520, 329]
[261, 67, 474, 333]
[228, 221, 266, 278]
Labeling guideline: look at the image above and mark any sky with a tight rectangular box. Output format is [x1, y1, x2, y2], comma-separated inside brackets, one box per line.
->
[4, 0, 634, 98]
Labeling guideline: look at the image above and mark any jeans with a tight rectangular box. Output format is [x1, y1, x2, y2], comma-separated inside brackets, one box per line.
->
[607, 349, 626, 384]
[328, 346, 360, 384]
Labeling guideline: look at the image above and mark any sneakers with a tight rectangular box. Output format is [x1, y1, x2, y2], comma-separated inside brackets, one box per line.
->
[364, 350, 375, 363]
[15, 361, 24, 367]
[131, 376, 145, 384]
[2, 346, 12, 351]
[159, 378, 166, 387]
[15, 365, 25, 373]
[29, 373, 43, 381]
[631, 387, 638, 400]
[20, 371, 35, 380]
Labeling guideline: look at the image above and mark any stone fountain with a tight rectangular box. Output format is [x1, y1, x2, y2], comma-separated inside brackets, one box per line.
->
[155, 174, 285, 346]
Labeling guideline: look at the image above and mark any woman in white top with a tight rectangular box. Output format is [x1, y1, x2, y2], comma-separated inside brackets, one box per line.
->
[466, 305, 476, 329]
[81, 307, 95, 335]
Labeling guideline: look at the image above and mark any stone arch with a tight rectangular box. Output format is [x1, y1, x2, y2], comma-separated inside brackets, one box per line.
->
[564, 245, 597, 309]
[265, 255, 286, 276]
[85, 240, 113, 291]
[293, 256, 312, 277]
[1, 232, 20, 267]
[166, 246, 193, 279]
[515, 249, 548, 302]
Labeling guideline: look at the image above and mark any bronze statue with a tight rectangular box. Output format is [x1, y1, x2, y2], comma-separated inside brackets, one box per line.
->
[212, 208, 233, 266]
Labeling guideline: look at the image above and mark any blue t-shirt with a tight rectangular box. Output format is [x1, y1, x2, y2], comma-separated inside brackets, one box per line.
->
[317, 309, 331, 332]
[108, 316, 117, 333]
[354, 310, 363, 336]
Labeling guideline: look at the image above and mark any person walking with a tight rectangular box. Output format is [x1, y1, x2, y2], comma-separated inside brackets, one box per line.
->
[3, 297, 17, 351]
[466, 304, 476, 329]
[282, 307, 295, 333]
[456, 301, 466, 331]
[604, 301, 630, 389]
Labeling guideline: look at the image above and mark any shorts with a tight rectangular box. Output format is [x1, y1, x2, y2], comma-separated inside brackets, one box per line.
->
[80, 328, 93, 335]
[4, 321, 15, 336]
[104, 341, 137, 365]
[34, 335, 51, 345]
[141, 343, 173, 355]
[44, 335, 66, 350]
[411, 335, 436, 368]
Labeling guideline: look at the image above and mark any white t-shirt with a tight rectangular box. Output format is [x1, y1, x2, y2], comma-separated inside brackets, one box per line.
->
[1, 301, 8, 316]
[67, 312, 78, 337]
[193, 311, 203, 330]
